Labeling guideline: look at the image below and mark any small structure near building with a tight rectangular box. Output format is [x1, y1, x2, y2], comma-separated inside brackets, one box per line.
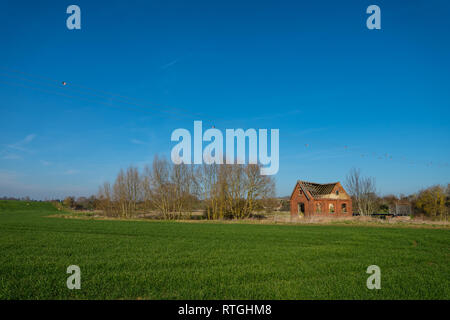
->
[290, 180, 353, 218]
[389, 201, 411, 216]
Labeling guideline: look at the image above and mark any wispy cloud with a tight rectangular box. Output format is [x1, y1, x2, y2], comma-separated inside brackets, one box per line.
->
[160, 58, 180, 69]
[63, 169, 79, 175]
[0, 134, 37, 160]
[40, 160, 52, 166]
[131, 139, 147, 145]
[23, 134, 36, 143]
[9, 133, 36, 150]
[2, 133, 36, 153]
[2, 154, 22, 160]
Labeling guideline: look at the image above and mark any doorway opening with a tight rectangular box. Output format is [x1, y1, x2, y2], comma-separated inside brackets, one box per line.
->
[298, 202, 305, 217]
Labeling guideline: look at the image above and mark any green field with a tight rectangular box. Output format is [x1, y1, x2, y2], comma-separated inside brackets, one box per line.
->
[0, 200, 448, 299]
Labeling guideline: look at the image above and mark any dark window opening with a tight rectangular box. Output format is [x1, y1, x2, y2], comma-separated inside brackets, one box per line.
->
[298, 202, 305, 216]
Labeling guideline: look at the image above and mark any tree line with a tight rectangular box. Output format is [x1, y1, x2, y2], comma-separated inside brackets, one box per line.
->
[94, 155, 276, 219]
[345, 168, 449, 220]
[57, 165, 448, 221]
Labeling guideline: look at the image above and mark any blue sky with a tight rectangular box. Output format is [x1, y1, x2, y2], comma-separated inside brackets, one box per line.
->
[1, 0, 449, 199]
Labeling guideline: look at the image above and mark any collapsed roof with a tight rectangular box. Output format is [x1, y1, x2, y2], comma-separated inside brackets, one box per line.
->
[297, 180, 339, 199]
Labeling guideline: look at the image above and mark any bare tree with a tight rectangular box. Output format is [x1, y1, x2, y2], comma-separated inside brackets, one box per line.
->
[125, 166, 141, 215]
[224, 164, 246, 218]
[141, 167, 153, 212]
[345, 168, 377, 216]
[97, 182, 114, 216]
[198, 161, 275, 219]
[96, 156, 275, 220]
[244, 164, 275, 217]
[198, 161, 220, 219]
[113, 169, 128, 217]
[143, 155, 173, 219]
[171, 163, 197, 218]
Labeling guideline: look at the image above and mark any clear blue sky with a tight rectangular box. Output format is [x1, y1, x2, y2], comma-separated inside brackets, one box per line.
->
[1, 0, 449, 199]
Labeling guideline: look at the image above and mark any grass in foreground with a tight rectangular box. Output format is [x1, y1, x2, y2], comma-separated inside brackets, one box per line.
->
[0, 200, 449, 299]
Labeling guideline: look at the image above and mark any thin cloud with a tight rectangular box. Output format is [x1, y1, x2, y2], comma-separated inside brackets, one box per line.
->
[2, 133, 36, 154]
[160, 58, 180, 69]
[2, 154, 22, 160]
[23, 134, 36, 143]
[131, 139, 147, 145]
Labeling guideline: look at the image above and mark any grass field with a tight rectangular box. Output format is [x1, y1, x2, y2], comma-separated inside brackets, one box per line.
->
[0, 200, 449, 300]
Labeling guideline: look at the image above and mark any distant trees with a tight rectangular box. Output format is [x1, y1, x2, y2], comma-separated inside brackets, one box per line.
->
[279, 199, 291, 212]
[446, 184, 450, 212]
[96, 155, 275, 220]
[63, 196, 75, 208]
[98, 167, 143, 218]
[262, 197, 280, 213]
[377, 194, 397, 213]
[414, 185, 448, 220]
[97, 182, 113, 215]
[73, 196, 97, 210]
[111, 167, 141, 217]
[142, 156, 197, 219]
[345, 168, 377, 216]
[198, 162, 275, 219]
[62, 195, 96, 210]
[344, 172, 449, 220]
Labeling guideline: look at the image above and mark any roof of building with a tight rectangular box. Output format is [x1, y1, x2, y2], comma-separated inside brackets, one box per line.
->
[297, 180, 340, 199]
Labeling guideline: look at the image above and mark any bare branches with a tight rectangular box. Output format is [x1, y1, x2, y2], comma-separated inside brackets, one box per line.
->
[345, 168, 377, 216]
[97, 156, 275, 219]
[198, 162, 275, 219]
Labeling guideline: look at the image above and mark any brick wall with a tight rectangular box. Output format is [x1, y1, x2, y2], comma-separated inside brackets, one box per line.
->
[290, 183, 353, 217]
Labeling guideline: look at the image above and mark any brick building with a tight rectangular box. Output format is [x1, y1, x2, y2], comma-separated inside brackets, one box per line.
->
[290, 180, 353, 217]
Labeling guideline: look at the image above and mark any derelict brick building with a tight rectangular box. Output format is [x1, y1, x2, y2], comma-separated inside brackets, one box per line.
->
[290, 180, 353, 217]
